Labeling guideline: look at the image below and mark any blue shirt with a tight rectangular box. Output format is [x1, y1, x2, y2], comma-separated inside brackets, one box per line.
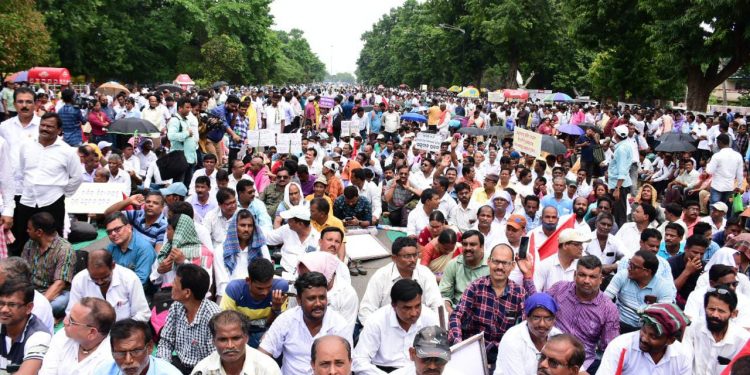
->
[125, 209, 167, 247]
[604, 270, 676, 327]
[342, 101, 354, 120]
[57, 104, 84, 146]
[106, 231, 156, 285]
[369, 111, 383, 133]
[656, 241, 685, 260]
[95, 356, 182, 375]
[540, 195, 573, 216]
[704, 241, 720, 262]
[607, 140, 633, 189]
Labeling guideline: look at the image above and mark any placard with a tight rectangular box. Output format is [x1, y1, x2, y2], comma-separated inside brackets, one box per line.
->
[65, 183, 126, 214]
[259, 129, 276, 147]
[414, 132, 443, 153]
[319, 96, 335, 109]
[340, 120, 352, 136]
[276, 133, 291, 154]
[488, 91, 504, 103]
[513, 127, 542, 157]
[289, 133, 302, 154]
[345, 233, 391, 261]
[444, 332, 489, 375]
[246, 130, 260, 147]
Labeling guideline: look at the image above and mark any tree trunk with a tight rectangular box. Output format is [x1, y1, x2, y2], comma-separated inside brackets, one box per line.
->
[505, 55, 519, 89]
[685, 68, 711, 112]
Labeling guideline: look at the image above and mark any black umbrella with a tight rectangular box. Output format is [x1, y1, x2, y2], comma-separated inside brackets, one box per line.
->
[457, 127, 486, 136]
[108, 118, 160, 135]
[658, 132, 694, 143]
[155, 84, 183, 93]
[485, 126, 511, 138]
[212, 81, 228, 89]
[655, 141, 696, 153]
[541, 135, 568, 155]
[578, 122, 602, 134]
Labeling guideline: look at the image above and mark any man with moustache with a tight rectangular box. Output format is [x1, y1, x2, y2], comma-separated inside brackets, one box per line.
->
[311, 335, 353, 375]
[494, 293, 563, 375]
[259, 272, 352, 375]
[440, 230, 489, 313]
[95, 319, 181, 375]
[536, 334, 586, 375]
[191, 310, 281, 375]
[559, 197, 593, 239]
[389, 326, 458, 375]
[682, 287, 750, 374]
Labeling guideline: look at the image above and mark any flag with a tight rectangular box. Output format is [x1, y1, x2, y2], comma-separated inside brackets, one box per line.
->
[536, 214, 576, 262]
[720, 338, 750, 375]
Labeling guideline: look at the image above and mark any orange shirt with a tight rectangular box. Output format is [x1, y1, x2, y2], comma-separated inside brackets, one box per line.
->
[341, 159, 362, 182]
[327, 175, 344, 200]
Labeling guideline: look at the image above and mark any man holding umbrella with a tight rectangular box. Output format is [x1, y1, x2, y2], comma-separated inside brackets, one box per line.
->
[608, 125, 633, 227]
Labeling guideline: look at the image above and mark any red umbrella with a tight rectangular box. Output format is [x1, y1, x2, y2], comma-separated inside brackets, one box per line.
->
[503, 89, 529, 100]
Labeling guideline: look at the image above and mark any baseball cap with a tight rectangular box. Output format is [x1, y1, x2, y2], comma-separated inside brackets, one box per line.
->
[524, 292, 558, 316]
[323, 160, 339, 172]
[377, 134, 385, 140]
[413, 326, 451, 362]
[558, 228, 591, 244]
[279, 205, 311, 221]
[507, 215, 527, 230]
[614, 125, 629, 138]
[319, 133, 329, 140]
[97, 141, 113, 150]
[711, 202, 728, 213]
[160, 182, 188, 197]
[314, 175, 328, 186]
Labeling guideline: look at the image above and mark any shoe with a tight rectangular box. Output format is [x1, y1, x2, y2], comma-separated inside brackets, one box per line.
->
[356, 262, 367, 276]
[349, 264, 358, 276]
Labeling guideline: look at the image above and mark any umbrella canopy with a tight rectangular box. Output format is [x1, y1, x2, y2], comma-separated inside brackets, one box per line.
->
[401, 113, 427, 123]
[503, 89, 529, 100]
[655, 141, 696, 153]
[485, 126, 511, 138]
[458, 88, 480, 98]
[541, 135, 568, 155]
[155, 84, 183, 93]
[448, 119, 462, 129]
[557, 124, 584, 136]
[108, 118, 159, 135]
[212, 81, 228, 89]
[173, 74, 195, 85]
[452, 116, 469, 127]
[658, 132, 694, 143]
[448, 85, 462, 93]
[543, 92, 574, 102]
[13, 71, 28, 83]
[4, 72, 20, 83]
[27, 67, 71, 85]
[578, 122, 602, 134]
[457, 127, 486, 136]
[96, 82, 130, 96]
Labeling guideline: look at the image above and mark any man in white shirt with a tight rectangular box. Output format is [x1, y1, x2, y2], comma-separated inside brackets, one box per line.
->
[264, 205, 320, 274]
[106, 153, 131, 196]
[707, 133, 744, 207]
[202, 187, 238, 250]
[188, 153, 219, 196]
[529, 228, 589, 292]
[263, 94, 284, 133]
[227, 159, 251, 192]
[683, 287, 750, 374]
[351, 168, 383, 224]
[615, 203, 657, 257]
[407, 189, 441, 236]
[408, 158, 436, 193]
[389, 325, 456, 375]
[382, 106, 400, 142]
[0, 87, 40, 200]
[140, 94, 167, 132]
[700, 202, 728, 233]
[40, 297, 115, 375]
[12, 112, 82, 255]
[311, 335, 353, 375]
[259, 272, 353, 375]
[448, 182, 477, 232]
[303, 148, 323, 177]
[0, 137, 14, 231]
[359, 237, 443, 325]
[66, 249, 150, 322]
[353, 279, 440, 374]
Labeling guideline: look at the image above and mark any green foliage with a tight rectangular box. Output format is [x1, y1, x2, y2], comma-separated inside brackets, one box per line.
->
[0, 0, 53, 74]
[326, 72, 357, 83]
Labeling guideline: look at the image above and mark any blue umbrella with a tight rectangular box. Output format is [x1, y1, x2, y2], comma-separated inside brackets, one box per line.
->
[401, 113, 427, 123]
[557, 124, 584, 136]
[14, 71, 28, 83]
[543, 92, 573, 102]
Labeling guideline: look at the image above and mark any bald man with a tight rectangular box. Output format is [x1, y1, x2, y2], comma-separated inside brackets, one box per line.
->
[311, 335, 352, 375]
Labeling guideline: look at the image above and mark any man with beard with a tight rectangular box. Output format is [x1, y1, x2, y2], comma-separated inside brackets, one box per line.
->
[597, 303, 691, 374]
[683, 287, 750, 374]
[529, 207, 559, 257]
[448, 182, 477, 232]
[536, 334, 586, 375]
[191, 310, 281, 375]
[96, 319, 181, 375]
[0, 279, 51, 374]
[560, 197, 593, 239]
[684, 263, 750, 329]
[585, 196, 619, 235]
[494, 293, 563, 375]
[440, 230, 488, 313]
[259, 272, 352, 375]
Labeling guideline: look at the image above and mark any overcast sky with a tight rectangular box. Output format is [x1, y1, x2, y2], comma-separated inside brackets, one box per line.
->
[270, 0, 408, 76]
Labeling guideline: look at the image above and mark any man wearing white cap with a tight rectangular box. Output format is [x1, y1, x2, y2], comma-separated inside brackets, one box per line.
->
[529, 228, 590, 293]
[700, 202, 728, 233]
[608, 125, 634, 227]
[264, 205, 320, 274]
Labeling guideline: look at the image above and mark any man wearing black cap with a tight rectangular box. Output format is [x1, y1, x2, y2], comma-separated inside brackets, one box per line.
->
[390, 326, 455, 375]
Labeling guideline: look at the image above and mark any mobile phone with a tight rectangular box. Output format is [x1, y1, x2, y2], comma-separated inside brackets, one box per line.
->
[518, 236, 529, 259]
[345, 217, 353, 222]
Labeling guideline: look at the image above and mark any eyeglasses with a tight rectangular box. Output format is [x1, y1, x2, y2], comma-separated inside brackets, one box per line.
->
[708, 287, 734, 294]
[489, 258, 514, 268]
[628, 261, 647, 272]
[277, 175, 289, 180]
[106, 224, 127, 236]
[112, 347, 148, 359]
[398, 253, 419, 260]
[65, 315, 94, 328]
[537, 353, 572, 369]
[528, 315, 556, 324]
[0, 301, 27, 309]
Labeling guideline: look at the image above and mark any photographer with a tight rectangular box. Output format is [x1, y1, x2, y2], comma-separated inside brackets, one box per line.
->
[58, 88, 86, 146]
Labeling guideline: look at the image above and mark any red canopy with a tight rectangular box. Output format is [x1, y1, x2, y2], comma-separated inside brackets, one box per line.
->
[503, 89, 529, 100]
[27, 67, 71, 85]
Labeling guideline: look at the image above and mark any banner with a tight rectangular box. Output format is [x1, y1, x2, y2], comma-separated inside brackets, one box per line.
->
[513, 128, 542, 157]
[258, 129, 276, 147]
[290, 133, 302, 154]
[414, 132, 443, 152]
[246, 130, 260, 147]
[276, 133, 291, 154]
[66, 183, 126, 214]
[488, 92, 504, 103]
[319, 96, 335, 109]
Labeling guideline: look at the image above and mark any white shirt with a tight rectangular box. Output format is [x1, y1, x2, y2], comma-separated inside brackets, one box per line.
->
[0, 137, 15, 216]
[259, 306, 353, 375]
[383, 111, 400, 133]
[494, 321, 563, 375]
[228, 173, 252, 192]
[699, 216, 726, 233]
[39, 330, 112, 375]
[213, 243, 271, 296]
[684, 286, 750, 329]
[408, 171, 434, 192]
[706, 147, 744, 192]
[596, 331, 692, 375]
[0, 115, 40, 195]
[264, 105, 283, 133]
[122, 155, 140, 175]
[66, 265, 151, 322]
[135, 150, 157, 177]
[141, 106, 167, 131]
[201, 206, 233, 249]
[19, 138, 83, 207]
[585, 234, 627, 265]
[615, 222, 647, 258]
[449, 202, 478, 232]
[33, 291, 54, 334]
[359, 263, 443, 325]
[533, 255, 578, 292]
[682, 319, 750, 375]
[108, 168, 131, 196]
[406, 207, 432, 236]
[352, 305, 440, 375]
[191, 346, 281, 375]
[694, 123, 709, 150]
[360, 181, 383, 220]
[265, 225, 320, 273]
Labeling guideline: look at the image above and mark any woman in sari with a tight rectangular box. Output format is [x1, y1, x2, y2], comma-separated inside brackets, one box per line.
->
[274, 181, 308, 228]
[420, 228, 462, 280]
[630, 183, 664, 224]
[417, 211, 461, 249]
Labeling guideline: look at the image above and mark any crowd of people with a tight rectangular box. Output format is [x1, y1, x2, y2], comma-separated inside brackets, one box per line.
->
[1, 79, 750, 375]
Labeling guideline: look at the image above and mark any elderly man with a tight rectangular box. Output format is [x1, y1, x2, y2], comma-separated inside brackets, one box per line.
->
[106, 154, 131, 196]
[389, 326, 455, 375]
[312, 335, 353, 375]
[21, 212, 75, 318]
[494, 293, 563, 375]
[540, 177, 573, 217]
[191, 310, 281, 375]
[439, 230, 488, 312]
[353, 280, 439, 374]
[597, 303, 692, 375]
[95, 319, 182, 374]
[40, 297, 116, 374]
[66, 249, 150, 322]
[102, 212, 156, 286]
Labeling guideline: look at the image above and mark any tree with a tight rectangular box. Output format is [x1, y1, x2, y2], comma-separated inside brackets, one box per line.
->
[275, 29, 327, 82]
[326, 72, 356, 83]
[200, 34, 249, 83]
[0, 0, 53, 74]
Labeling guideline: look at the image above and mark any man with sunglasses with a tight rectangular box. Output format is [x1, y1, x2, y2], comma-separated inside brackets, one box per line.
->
[536, 334, 586, 375]
[40, 297, 116, 374]
[66, 249, 150, 322]
[684, 263, 750, 329]
[95, 319, 181, 375]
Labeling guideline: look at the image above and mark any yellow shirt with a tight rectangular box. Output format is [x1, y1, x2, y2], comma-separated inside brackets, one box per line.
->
[427, 106, 441, 125]
[311, 213, 347, 243]
[245, 103, 258, 131]
[305, 194, 333, 216]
